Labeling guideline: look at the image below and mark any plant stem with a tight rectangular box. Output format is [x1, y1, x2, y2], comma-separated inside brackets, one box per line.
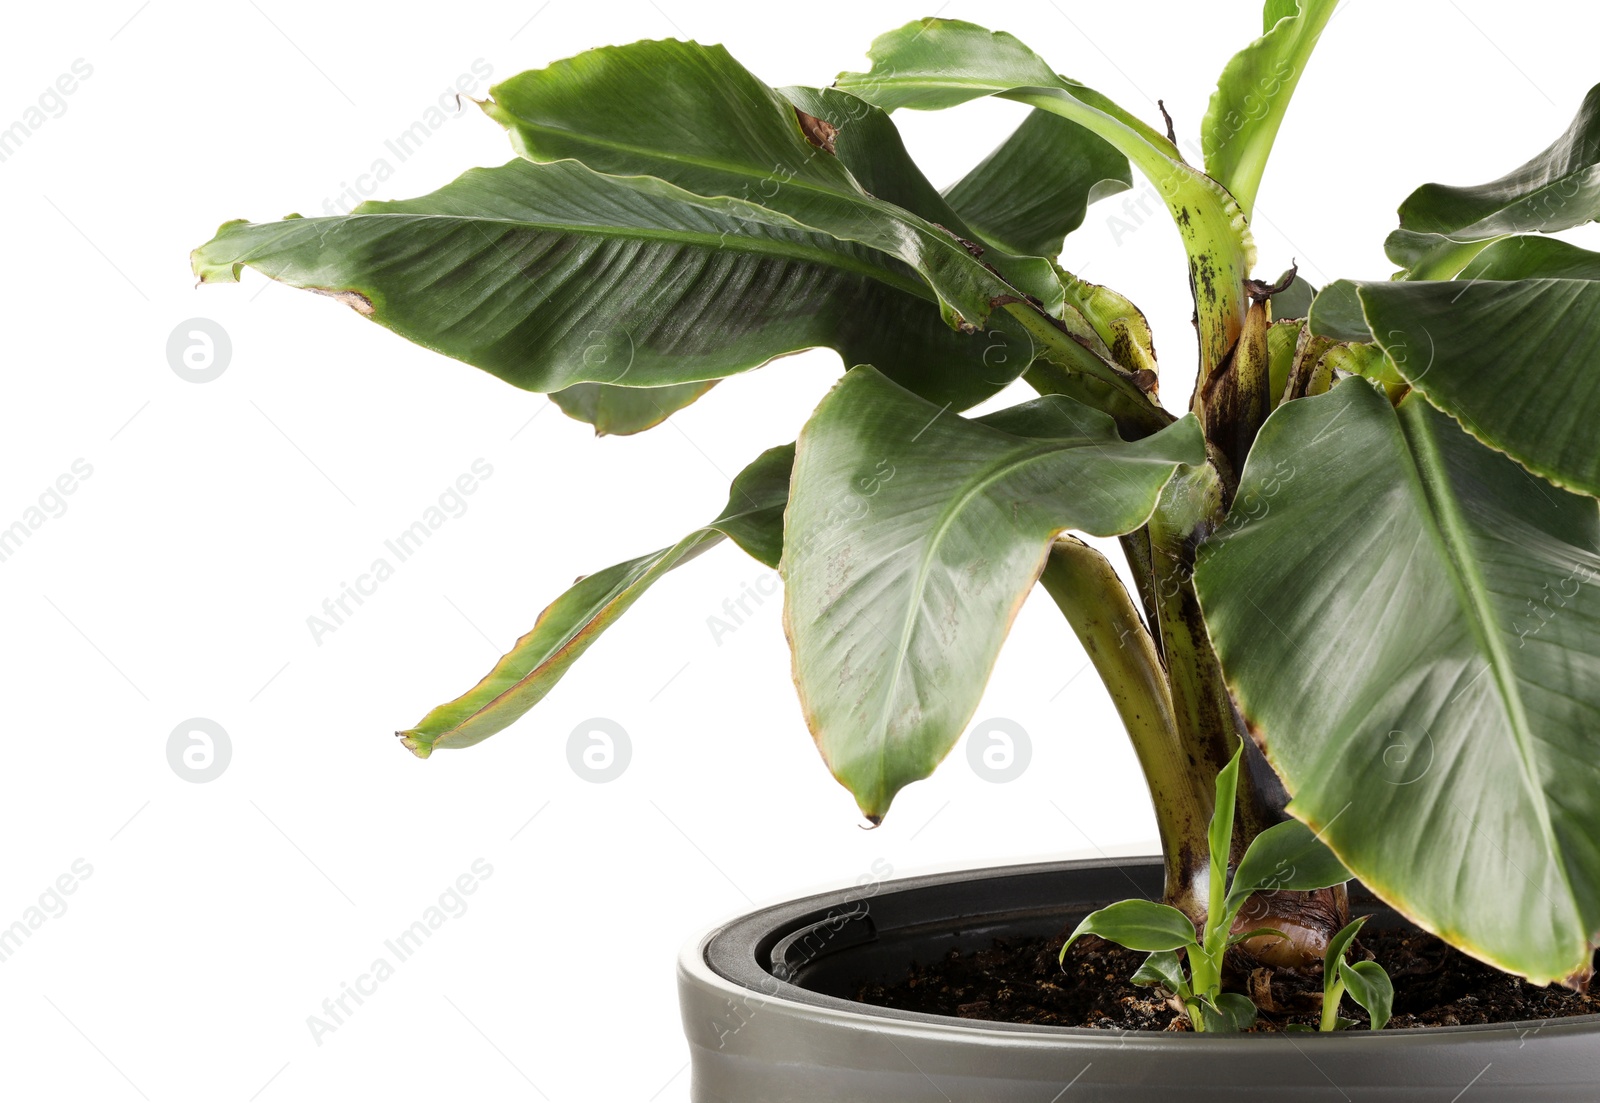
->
[1040, 538, 1218, 915]
[1320, 974, 1347, 1033]
[1144, 465, 1279, 916]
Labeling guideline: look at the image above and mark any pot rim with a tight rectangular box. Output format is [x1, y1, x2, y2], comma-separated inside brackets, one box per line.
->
[680, 855, 1600, 1043]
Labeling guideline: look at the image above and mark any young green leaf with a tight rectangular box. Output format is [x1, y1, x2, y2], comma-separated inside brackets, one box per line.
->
[1207, 744, 1244, 927]
[1130, 949, 1192, 997]
[1193, 992, 1258, 1033]
[1061, 900, 1199, 960]
[1323, 915, 1371, 977]
[1202, 0, 1338, 216]
[1339, 959, 1394, 1031]
[1224, 818, 1351, 915]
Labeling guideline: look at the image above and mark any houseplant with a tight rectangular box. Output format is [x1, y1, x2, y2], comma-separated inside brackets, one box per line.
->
[193, 2, 1600, 1095]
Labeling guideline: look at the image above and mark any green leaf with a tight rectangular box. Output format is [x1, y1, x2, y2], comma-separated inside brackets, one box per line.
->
[784, 367, 1205, 819]
[1318, 341, 1401, 388]
[1058, 272, 1161, 381]
[1202, 0, 1338, 216]
[1195, 380, 1600, 985]
[1457, 236, 1600, 282]
[1225, 818, 1350, 915]
[1270, 268, 1317, 321]
[398, 444, 792, 756]
[1323, 914, 1371, 976]
[703, 443, 795, 571]
[1062, 900, 1199, 958]
[1305, 279, 1371, 343]
[779, 85, 1074, 276]
[1354, 276, 1600, 497]
[192, 159, 1024, 410]
[549, 381, 716, 436]
[1208, 744, 1244, 926]
[1387, 84, 1600, 278]
[778, 85, 1140, 389]
[836, 19, 1256, 380]
[943, 106, 1131, 258]
[1130, 949, 1191, 996]
[1266, 319, 1301, 407]
[482, 39, 1063, 324]
[1194, 992, 1258, 1033]
[1339, 959, 1394, 1030]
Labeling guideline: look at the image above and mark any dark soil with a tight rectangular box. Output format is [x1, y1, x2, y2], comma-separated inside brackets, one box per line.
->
[855, 924, 1600, 1032]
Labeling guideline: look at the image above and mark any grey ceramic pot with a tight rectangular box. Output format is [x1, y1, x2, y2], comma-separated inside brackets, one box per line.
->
[678, 857, 1600, 1101]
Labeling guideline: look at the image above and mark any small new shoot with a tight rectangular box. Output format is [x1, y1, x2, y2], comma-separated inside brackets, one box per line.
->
[1061, 744, 1388, 1032]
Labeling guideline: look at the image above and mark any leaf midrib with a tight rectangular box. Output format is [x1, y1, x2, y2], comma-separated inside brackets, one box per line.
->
[249, 211, 936, 303]
[450, 529, 725, 742]
[499, 114, 1001, 294]
[450, 481, 789, 741]
[864, 431, 1148, 791]
[1398, 400, 1579, 922]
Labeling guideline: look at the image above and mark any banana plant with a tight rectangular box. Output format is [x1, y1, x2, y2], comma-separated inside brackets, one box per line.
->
[194, 3, 1600, 996]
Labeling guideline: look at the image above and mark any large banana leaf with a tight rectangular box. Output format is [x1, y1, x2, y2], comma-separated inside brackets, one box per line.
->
[192, 159, 1023, 409]
[1324, 275, 1600, 498]
[399, 444, 792, 756]
[942, 107, 1130, 259]
[481, 38, 1064, 324]
[783, 366, 1205, 820]
[835, 18, 1255, 382]
[1387, 84, 1600, 278]
[1195, 379, 1600, 985]
[1201, 0, 1337, 217]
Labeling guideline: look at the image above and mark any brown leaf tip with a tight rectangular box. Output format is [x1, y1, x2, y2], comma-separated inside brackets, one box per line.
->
[795, 108, 838, 155]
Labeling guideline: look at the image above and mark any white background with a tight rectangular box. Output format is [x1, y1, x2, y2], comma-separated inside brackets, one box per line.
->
[3, 1, 1597, 1099]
